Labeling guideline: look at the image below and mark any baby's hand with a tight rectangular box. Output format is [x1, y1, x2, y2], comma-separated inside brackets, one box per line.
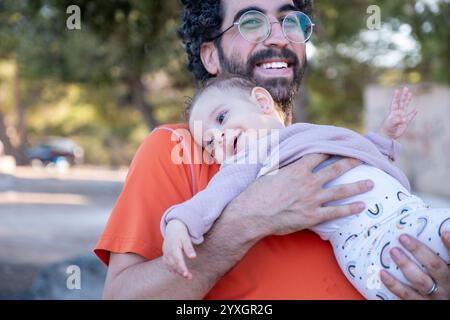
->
[162, 219, 197, 279]
[380, 87, 417, 140]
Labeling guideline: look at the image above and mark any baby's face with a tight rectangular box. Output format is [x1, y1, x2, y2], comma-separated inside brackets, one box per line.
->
[189, 86, 284, 163]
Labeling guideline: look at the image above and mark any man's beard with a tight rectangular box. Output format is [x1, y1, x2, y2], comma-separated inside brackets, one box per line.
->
[216, 44, 306, 117]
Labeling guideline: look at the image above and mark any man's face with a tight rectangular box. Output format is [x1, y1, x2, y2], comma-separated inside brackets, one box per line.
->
[216, 0, 307, 111]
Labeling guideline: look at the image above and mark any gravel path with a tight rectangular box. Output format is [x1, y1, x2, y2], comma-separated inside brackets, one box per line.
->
[0, 166, 449, 299]
[0, 167, 126, 299]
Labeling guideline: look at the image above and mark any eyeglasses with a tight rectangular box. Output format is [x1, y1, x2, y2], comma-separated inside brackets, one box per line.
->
[210, 10, 315, 44]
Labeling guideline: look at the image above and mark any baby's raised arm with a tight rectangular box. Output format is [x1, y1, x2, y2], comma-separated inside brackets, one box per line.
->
[379, 87, 417, 140]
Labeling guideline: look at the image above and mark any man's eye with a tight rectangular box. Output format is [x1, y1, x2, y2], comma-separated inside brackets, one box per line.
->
[284, 17, 298, 27]
[216, 111, 228, 124]
[241, 18, 263, 30]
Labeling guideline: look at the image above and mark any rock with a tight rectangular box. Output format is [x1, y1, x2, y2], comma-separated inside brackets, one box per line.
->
[20, 253, 107, 300]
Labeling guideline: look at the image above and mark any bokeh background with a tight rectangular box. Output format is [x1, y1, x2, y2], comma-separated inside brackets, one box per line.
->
[0, 0, 449, 299]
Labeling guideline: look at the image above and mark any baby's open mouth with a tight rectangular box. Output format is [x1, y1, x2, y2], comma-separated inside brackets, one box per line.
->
[233, 133, 241, 155]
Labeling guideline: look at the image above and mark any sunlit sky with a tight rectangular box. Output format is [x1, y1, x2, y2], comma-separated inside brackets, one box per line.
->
[307, 0, 446, 68]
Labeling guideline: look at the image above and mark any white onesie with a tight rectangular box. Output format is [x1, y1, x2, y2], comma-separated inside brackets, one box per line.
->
[308, 157, 450, 299]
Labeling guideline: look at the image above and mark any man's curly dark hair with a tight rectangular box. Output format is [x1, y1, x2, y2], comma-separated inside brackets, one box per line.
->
[178, 0, 313, 85]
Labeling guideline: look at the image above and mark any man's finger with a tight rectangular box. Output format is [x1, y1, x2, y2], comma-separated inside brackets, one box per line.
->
[314, 157, 364, 186]
[318, 202, 365, 221]
[441, 231, 450, 249]
[389, 246, 435, 295]
[380, 270, 425, 300]
[319, 181, 373, 204]
[397, 234, 449, 283]
[297, 153, 330, 172]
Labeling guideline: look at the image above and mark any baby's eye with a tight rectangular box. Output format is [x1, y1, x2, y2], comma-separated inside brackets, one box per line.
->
[206, 136, 215, 147]
[216, 111, 228, 125]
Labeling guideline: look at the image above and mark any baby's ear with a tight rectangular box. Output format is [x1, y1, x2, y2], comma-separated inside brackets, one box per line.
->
[251, 87, 275, 115]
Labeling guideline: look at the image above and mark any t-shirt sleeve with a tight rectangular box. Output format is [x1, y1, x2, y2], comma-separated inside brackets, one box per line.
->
[94, 126, 195, 266]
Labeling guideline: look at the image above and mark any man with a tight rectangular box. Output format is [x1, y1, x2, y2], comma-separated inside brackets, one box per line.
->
[96, 0, 450, 299]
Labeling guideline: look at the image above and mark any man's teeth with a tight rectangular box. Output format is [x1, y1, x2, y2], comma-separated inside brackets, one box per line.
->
[261, 62, 288, 69]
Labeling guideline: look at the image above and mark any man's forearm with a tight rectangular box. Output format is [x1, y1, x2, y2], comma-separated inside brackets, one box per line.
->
[104, 201, 265, 299]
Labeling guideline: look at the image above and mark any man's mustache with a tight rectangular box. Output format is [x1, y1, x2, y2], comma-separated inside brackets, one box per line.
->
[246, 48, 300, 71]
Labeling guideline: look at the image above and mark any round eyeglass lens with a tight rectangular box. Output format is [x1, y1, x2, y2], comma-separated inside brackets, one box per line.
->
[238, 10, 270, 43]
[282, 11, 313, 43]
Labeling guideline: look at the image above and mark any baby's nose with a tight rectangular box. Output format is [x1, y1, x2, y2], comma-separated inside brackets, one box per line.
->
[217, 132, 225, 144]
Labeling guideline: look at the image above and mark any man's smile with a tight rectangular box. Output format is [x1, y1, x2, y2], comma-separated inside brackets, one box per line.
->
[254, 58, 294, 78]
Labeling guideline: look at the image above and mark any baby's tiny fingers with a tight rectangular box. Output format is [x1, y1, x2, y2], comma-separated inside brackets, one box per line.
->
[399, 87, 410, 109]
[182, 238, 197, 259]
[174, 248, 190, 278]
[164, 256, 178, 274]
[404, 92, 413, 110]
[405, 109, 418, 123]
[390, 89, 401, 111]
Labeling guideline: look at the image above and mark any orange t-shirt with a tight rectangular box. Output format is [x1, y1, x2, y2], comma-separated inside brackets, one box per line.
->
[94, 123, 363, 300]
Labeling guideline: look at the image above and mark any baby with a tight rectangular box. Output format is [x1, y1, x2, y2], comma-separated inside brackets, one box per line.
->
[160, 75, 450, 300]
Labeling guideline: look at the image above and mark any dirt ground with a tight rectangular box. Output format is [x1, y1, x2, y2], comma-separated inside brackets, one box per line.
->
[1, 166, 449, 299]
[0, 166, 126, 298]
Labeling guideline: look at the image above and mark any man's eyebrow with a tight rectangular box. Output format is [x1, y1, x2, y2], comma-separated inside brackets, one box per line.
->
[233, 6, 266, 23]
[232, 4, 300, 23]
[278, 4, 299, 13]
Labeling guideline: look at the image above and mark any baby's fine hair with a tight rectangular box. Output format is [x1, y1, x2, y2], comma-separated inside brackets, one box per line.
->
[183, 74, 258, 121]
[183, 74, 285, 123]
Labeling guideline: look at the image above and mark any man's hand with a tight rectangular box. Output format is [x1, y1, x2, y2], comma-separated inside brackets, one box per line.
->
[231, 154, 373, 237]
[380, 232, 450, 300]
[380, 87, 417, 140]
[103, 153, 374, 299]
[162, 220, 197, 280]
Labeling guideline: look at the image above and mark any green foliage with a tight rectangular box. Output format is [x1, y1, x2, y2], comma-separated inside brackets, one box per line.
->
[0, 0, 448, 165]
[305, 0, 449, 127]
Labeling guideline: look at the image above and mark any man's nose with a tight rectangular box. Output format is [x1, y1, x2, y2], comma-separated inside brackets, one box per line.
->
[263, 21, 289, 49]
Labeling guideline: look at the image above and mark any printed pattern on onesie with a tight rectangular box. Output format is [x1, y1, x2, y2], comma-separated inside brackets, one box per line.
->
[330, 188, 450, 300]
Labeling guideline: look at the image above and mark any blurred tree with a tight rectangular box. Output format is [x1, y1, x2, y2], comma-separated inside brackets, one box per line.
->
[28, 0, 184, 130]
[376, 0, 449, 83]
[0, 0, 448, 165]
[301, 0, 449, 127]
[0, 0, 187, 163]
[0, 1, 46, 163]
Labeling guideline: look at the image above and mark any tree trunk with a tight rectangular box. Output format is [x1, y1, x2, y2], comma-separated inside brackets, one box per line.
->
[290, 68, 309, 124]
[12, 67, 42, 165]
[16, 85, 43, 150]
[0, 84, 18, 158]
[0, 111, 27, 163]
[130, 76, 158, 131]
[0, 112, 15, 156]
[0, 65, 42, 165]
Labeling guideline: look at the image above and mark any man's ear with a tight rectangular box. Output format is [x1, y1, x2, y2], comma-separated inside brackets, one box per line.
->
[251, 87, 275, 115]
[200, 42, 220, 76]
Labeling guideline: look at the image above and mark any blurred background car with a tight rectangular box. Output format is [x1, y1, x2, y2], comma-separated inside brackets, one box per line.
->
[25, 137, 84, 167]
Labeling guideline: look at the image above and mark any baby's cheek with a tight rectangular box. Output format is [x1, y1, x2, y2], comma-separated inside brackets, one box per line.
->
[213, 148, 225, 164]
